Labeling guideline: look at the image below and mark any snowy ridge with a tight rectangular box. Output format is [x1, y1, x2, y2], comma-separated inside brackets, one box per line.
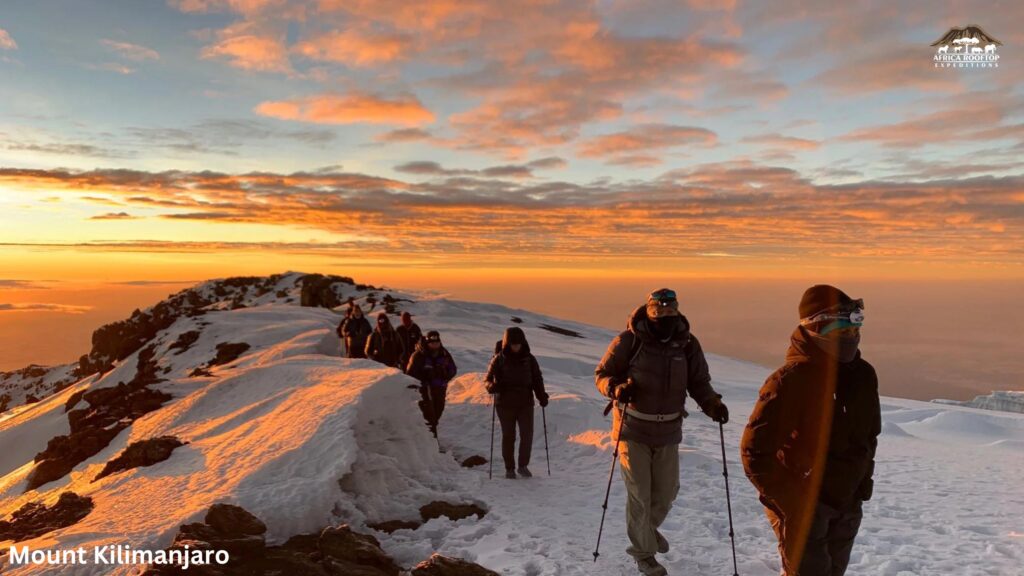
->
[933, 390, 1024, 415]
[1, 273, 1023, 575]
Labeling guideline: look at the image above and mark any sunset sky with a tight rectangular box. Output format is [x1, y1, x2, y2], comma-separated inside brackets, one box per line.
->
[1, 1, 1022, 394]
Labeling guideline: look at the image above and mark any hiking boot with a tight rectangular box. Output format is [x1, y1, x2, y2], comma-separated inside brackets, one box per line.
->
[517, 466, 533, 478]
[636, 556, 668, 576]
[656, 530, 669, 553]
[505, 469, 517, 479]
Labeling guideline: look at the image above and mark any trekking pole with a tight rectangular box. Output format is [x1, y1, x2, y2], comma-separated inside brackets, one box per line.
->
[593, 402, 627, 562]
[489, 395, 496, 480]
[719, 421, 740, 576]
[542, 405, 551, 476]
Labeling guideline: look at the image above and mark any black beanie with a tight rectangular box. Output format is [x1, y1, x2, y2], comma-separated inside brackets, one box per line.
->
[799, 285, 853, 319]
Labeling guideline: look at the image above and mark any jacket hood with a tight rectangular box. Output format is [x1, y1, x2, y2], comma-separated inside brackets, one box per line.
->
[501, 326, 531, 354]
[785, 325, 862, 365]
[627, 305, 691, 344]
[375, 313, 395, 332]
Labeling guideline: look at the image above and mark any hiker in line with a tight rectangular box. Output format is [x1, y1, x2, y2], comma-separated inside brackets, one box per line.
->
[406, 330, 457, 436]
[396, 311, 422, 373]
[341, 304, 372, 359]
[485, 327, 549, 479]
[365, 312, 405, 368]
[335, 305, 352, 356]
[594, 288, 729, 576]
[741, 285, 880, 576]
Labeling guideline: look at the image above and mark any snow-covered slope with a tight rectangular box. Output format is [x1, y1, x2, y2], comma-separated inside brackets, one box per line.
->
[934, 391, 1024, 415]
[1, 273, 1022, 575]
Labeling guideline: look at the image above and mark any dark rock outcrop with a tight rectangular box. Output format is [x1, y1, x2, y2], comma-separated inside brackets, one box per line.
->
[168, 330, 201, 355]
[539, 323, 584, 338]
[27, 346, 172, 491]
[0, 492, 93, 542]
[93, 436, 186, 481]
[411, 554, 500, 576]
[144, 505, 403, 576]
[190, 342, 251, 377]
[367, 519, 422, 534]
[300, 274, 355, 309]
[205, 503, 267, 537]
[460, 455, 487, 468]
[419, 501, 487, 523]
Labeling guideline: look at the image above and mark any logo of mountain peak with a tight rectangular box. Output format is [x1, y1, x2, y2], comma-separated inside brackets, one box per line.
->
[932, 25, 1002, 68]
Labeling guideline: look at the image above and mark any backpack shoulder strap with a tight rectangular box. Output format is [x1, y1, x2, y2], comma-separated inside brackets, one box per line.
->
[626, 331, 643, 368]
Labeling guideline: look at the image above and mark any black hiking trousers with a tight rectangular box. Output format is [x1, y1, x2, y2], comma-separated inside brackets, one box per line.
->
[418, 385, 447, 433]
[766, 499, 863, 576]
[496, 404, 534, 471]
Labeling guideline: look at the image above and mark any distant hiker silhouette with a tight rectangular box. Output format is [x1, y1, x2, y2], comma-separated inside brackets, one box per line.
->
[486, 327, 549, 480]
[365, 312, 404, 368]
[341, 305, 371, 359]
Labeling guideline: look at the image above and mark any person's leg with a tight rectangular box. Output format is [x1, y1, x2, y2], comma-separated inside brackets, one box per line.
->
[826, 503, 863, 576]
[496, 405, 518, 471]
[432, 385, 447, 424]
[649, 443, 680, 549]
[417, 386, 433, 429]
[619, 439, 657, 560]
[517, 405, 534, 468]
[796, 502, 837, 576]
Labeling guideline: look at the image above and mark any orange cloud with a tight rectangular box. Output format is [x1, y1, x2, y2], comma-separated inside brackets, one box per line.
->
[741, 133, 820, 150]
[579, 124, 717, 163]
[100, 39, 159, 61]
[255, 92, 434, 126]
[292, 30, 410, 66]
[202, 26, 290, 72]
[0, 28, 16, 50]
[2, 163, 1020, 265]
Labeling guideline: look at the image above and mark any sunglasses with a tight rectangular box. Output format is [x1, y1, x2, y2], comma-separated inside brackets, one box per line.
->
[649, 289, 677, 303]
[801, 305, 865, 328]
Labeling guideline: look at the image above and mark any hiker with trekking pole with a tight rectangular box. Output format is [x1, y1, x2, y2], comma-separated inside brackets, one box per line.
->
[593, 288, 730, 576]
[485, 327, 549, 479]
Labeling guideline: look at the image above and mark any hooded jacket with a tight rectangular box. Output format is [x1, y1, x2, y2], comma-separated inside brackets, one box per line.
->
[486, 327, 547, 408]
[406, 338, 457, 387]
[365, 315, 405, 368]
[341, 313, 372, 359]
[594, 306, 719, 446]
[396, 321, 422, 368]
[740, 325, 881, 515]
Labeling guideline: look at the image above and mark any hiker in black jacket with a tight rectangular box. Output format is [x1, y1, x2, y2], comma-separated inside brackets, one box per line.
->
[406, 330, 457, 436]
[341, 305, 372, 359]
[485, 327, 549, 479]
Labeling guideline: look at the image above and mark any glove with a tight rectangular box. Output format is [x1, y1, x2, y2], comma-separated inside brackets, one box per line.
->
[703, 396, 729, 424]
[611, 380, 636, 404]
[538, 393, 549, 408]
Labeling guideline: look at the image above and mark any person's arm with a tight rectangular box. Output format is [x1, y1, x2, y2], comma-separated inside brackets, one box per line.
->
[684, 335, 720, 411]
[364, 332, 377, 358]
[530, 355, 548, 402]
[741, 368, 808, 492]
[406, 351, 422, 381]
[484, 354, 499, 393]
[594, 332, 633, 398]
[857, 367, 882, 501]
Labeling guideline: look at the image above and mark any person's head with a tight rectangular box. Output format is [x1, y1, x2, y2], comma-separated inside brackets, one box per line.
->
[645, 288, 680, 336]
[425, 330, 442, 351]
[377, 312, 391, 328]
[351, 305, 363, 318]
[401, 311, 413, 327]
[798, 284, 864, 361]
[503, 326, 527, 354]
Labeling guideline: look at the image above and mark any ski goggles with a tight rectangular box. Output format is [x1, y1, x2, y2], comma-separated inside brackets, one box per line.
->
[800, 299, 865, 328]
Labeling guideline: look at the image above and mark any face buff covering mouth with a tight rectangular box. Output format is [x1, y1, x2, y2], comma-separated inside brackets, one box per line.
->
[809, 330, 860, 363]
